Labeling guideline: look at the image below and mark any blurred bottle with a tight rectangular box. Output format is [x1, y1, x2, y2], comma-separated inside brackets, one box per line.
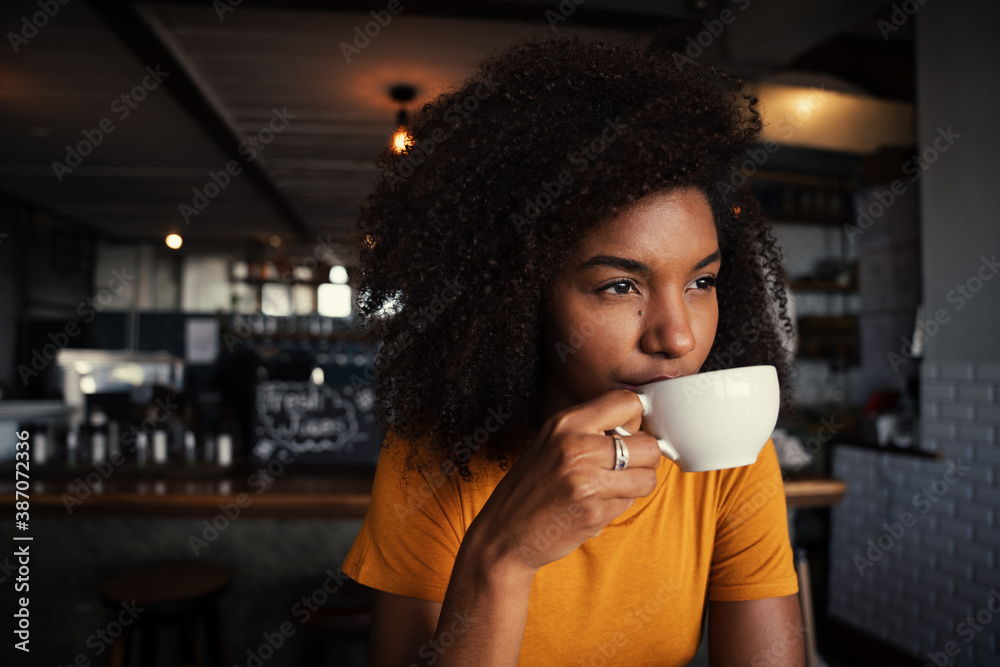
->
[33, 428, 49, 465]
[90, 409, 107, 464]
[184, 430, 196, 465]
[153, 428, 168, 464]
[66, 429, 78, 466]
[136, 432, 149, 466]
[217, 432, 233, 467]
[203, 434, 217, 464]
[108, 421, 120, 460]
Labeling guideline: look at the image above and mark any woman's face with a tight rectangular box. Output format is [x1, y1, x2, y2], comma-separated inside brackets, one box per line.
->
[542, 188, 720, 414]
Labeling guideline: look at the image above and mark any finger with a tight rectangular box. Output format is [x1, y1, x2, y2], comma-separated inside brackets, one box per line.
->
[602, 433, 662, 470]
[558, 389, 645, 436]
[572, 433, 660, 470]
[591, 466, 659, 500]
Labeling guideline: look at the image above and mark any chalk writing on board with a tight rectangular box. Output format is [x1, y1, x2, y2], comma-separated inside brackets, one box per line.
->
[253, 381, 377, 461]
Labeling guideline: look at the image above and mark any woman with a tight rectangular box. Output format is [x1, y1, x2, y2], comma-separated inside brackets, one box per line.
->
[343, 36, 804, 666]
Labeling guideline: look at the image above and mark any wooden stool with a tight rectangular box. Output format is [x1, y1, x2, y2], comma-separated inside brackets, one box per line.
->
[795, 549, 819, 667]
[101, 562, 230, 667]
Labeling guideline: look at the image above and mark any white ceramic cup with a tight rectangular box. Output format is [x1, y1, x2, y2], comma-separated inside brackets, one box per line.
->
[614, 365, 780, 472]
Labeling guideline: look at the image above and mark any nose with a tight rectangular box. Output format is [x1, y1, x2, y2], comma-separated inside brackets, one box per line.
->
[638, 291, 697, 358]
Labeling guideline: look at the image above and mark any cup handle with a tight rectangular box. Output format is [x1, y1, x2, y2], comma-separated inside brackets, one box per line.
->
[612, 425, 680, 463]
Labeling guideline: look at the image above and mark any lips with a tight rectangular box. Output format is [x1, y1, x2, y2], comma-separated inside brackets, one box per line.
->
[618, 374, 682, 392]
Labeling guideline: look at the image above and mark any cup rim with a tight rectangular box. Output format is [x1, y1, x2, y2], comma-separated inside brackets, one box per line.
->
[638, 364, 776, 389]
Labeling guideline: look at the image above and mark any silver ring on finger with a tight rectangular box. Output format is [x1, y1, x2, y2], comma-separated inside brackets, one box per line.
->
[613, 435, 629, 471]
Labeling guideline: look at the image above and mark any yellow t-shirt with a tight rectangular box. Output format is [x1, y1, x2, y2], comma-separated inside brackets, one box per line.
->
[343, 435, 798, 666]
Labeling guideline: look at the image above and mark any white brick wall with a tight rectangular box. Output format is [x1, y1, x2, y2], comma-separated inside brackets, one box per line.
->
[829, 361, 1000, 666]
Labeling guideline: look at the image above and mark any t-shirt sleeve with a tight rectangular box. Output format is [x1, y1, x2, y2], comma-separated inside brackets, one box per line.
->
[707, 439, 799, 601]
[341, 441, 467, 603]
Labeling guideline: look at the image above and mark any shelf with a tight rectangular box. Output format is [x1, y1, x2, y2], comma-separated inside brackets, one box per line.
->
[788, 280, 857, 294]
[832, 440, 941, 459]
[0, 465, 847, 516]
[0, 465, 377, 518]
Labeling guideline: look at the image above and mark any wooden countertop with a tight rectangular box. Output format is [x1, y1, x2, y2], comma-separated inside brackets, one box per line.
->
[0, 464, 376, 518]
[782, 471, 847, 508]
[1, 465, 845, 518]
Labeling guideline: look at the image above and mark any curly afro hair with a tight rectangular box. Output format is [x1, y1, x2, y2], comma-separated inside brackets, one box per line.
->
[355, 35, 794, 475]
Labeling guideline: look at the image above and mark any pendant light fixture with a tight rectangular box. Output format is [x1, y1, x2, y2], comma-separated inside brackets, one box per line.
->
[389, 84, 416, 153]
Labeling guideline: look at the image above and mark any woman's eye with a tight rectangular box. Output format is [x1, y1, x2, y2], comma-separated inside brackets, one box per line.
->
[693, 276, 717, 290]
[600, 279, 636, 295]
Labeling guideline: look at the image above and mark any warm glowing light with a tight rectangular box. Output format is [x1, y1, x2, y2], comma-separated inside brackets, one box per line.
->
[269, 235, 282, 247]
[392, 128, 412, 153]
[165, 233, 183, 249]
[329, 266, 349, 284]
[363, 234, 376, 249]
[733, 205, 741, 218]
[318, 284, 352, 317]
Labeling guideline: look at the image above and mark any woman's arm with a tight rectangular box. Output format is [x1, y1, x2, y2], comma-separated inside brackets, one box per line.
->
[708, 595, 804, 667]
[368, 390, 662, 667]
[370, 591, 441, 666]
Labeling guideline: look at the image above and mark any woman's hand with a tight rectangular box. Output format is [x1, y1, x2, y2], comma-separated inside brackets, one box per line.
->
[465, 389, 662, 577]
[376, 390, 663, 667]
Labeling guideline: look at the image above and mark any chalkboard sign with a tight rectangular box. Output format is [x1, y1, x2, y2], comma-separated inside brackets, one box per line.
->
[252, 380, 381, 465]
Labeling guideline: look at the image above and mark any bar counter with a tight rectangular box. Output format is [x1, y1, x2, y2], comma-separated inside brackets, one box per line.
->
[1, 465, 844, 517]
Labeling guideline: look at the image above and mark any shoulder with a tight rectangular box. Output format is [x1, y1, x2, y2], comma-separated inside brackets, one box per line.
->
[369, 432, 509, 524]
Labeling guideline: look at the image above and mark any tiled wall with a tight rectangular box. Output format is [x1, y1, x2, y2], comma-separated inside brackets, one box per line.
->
[829, 361, 1000, 665]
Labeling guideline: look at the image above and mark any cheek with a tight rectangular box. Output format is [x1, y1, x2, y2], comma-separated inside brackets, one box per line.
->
[695, 300, 720, 353]
[563, 311, 635, 372]
[549, 305, 625, 370]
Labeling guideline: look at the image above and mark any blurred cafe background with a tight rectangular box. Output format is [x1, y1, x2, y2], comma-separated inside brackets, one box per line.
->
[0, 0, 997, 665]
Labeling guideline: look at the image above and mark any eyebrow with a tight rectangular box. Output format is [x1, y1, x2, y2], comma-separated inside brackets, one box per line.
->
[577, 249, 721, 274]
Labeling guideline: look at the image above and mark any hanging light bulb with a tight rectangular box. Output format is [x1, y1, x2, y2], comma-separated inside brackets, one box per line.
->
[389, 84, 416, 153]
[392, 108, 412, 153]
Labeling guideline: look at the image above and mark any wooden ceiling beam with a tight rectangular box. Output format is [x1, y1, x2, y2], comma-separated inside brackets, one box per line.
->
[84, 0, 316, 243]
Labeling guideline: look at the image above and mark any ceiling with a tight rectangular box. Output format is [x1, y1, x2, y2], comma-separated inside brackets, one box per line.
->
[0, 0, 911, 258]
